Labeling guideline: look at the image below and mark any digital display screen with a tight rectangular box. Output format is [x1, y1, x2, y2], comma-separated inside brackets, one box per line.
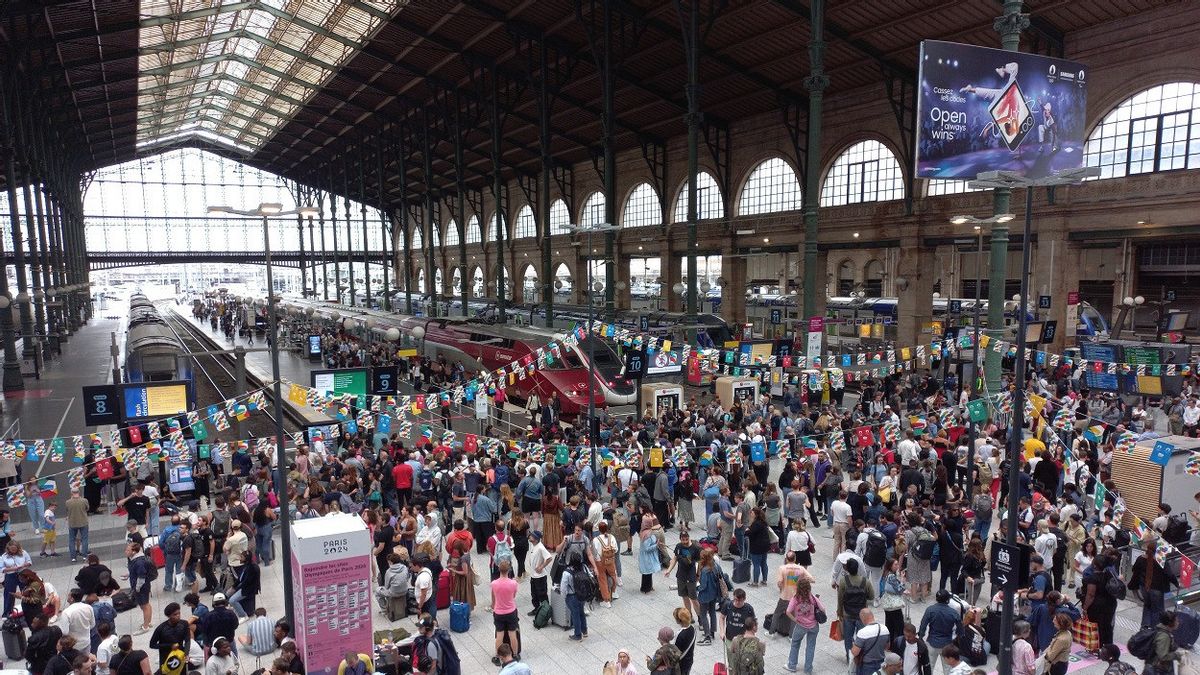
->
[647, 350, 682, 375]
[310, 368, 368, 396]
[1079, 343, 1119, 391]
[166, 440, 196, 493]
[1164, 312, 1190, 331]
[307, 335, 322, 356]
[305, 423, 343, 446]
[122, 381, 191, 420]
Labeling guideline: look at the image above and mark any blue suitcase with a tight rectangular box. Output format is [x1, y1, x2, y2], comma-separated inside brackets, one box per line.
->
[449, 600, 470, 633]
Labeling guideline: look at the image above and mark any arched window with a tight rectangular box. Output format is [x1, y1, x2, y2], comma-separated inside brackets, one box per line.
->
[673, 171, 724, 222]
[553, 262, 572, 295]
[416, 268, 426, 293]
[579, 192, 605, 228]
[821, 140, 905, 206]
[1085, 82, 1200, 179]
[431, 224, 440, 248]
[549, 199, 570, 235]
[487, 214, 499, 242]
[471, 266, 484, 296]
[451, 267, 462, 294]
[445, 220, 460, 246]
[411, 227, 422, 249]
[514, 205, 537, 238]
[621, 183, 662, 228]
[837, 260, 856, 296]
[737, 157, 801, 216]
[465, 215, 480, 244]
[864, 259, 885, 296]
[522, 266, 539, 302]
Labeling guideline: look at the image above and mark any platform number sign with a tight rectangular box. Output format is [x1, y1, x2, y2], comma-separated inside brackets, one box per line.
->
[1040, 320, 1058, 344]
[639, 315, 650, 332]
[625, 349, 646, 380]
[82, 384, 121, 427]
[948, 299, 962, 314]
[1038, 295, 1052, 309]
[770, 309, 782, 325]
[1167, 290, 1177, 302]
[370, 366, 400, 395]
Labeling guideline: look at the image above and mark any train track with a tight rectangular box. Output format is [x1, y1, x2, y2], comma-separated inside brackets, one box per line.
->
[159, 306, 304, 437]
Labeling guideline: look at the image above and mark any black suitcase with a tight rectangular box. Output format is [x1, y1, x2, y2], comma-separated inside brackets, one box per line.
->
[731, 558, 751, 584]
[112, 590, 137, 613]
[984, 611, 1002, 655]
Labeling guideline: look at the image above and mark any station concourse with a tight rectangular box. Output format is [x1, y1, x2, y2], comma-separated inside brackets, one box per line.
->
[1, 1, 1199, 674]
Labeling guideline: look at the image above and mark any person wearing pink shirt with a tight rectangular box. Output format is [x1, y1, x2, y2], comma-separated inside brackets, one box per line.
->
[490, 559, 521, 667]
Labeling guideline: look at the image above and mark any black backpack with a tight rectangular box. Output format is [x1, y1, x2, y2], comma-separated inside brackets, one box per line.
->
[1105, 571, 1127, 601]
[573, 568, 596, 604]
[910, 528, 936, 561]
[1127, 625, 1160, 660]
[842, 576, 869, 617]
[163, 529, 183, 556]
[1164, 514, 1190, 545]
[864, 531, 887, 568]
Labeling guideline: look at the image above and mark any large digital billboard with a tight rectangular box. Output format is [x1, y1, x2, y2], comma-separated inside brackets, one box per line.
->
[915, 40, 1088, 180]
[121, 381, 192, 420]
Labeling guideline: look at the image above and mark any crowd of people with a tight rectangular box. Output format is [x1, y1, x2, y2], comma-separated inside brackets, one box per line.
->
[2, 307, 1199, 675]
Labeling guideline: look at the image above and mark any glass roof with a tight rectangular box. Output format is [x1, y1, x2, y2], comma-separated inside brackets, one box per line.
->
[137, 0, 402, 154]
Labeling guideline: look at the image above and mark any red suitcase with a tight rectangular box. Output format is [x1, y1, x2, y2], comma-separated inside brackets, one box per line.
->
[436, 569, 451, 610]
[148, 545, 165, 568]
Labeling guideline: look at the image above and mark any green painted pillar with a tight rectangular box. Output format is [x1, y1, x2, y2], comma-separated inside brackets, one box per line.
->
[801, 0, 829, 345]
[984, 0, 1030, 395]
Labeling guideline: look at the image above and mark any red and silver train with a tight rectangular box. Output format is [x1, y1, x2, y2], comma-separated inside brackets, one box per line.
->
[284, 300, 633, 417]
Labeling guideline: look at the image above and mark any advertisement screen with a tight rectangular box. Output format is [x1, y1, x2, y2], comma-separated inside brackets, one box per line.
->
[647, 350, 683, 375]
[166, 440, 196, 494]
[307, 335, 322, 357]
[915, 40, 1087, 180]
[306, 423, 343, 446]
[122, 381, 192, 420]
[310, 368, 368, 396]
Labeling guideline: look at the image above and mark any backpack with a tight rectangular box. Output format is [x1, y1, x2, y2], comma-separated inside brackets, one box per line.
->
[1105, 571, 1127, 601]
[841, 576, 869, 617]
[910, 528, 936, 561]
[140, 555, 159, 582]
[1127, 625, 1161, 660]
[162, 528, 183, 556]
[492, 537, 514, 567]
[493, 465, 509, 490]
[413, 628, 462, 675]
[241, 484, 258, 511]
[1111, 528, 1131, 550]
[975, 462, 992, 486]
[972, 494, 993, 523]
[419, 468, 433, 493]
[159, 646, 186, 675]
[438, 472, 454, 495]
[731, 635, 765, 675]
[863, 531, 887, 568]
[211, 510, 231, 539]
[532, 600, 552, 629]
[573, 568, 597, 604]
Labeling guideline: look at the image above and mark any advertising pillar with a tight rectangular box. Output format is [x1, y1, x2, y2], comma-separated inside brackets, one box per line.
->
[291, 514, 374, 675]
[805, 316, 824, 368]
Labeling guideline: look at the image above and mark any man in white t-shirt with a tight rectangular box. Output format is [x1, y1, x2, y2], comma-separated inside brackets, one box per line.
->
[95, 622, 119, 675]
[830, 491, 853, 553]
[897, 433, 921, 466]
[411, 556, 435, 620]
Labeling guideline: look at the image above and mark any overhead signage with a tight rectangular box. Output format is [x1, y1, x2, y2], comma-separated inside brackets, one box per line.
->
[82, 384, 121, 427]
[1038, 295, 1052, 309]
[948, 299, 962, 314]
[770, 309, 782, 325]
[990, 540, 1032, 592]
[307, 335, 323, 361]
[370, 366, 400, 395]
[1040, 320, 1058, 344]
[1080, 342, 1119, 391]
[310, 368, 368, 397]
[915, 40, 1088, 180]
[121, 381, 192, 421]
[624, 349, 646, 380]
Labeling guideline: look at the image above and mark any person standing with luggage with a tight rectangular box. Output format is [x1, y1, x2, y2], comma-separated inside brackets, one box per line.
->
[561, 557, 588, 642]
[124, 542, 155, 634]
[525, 531, 552, 615]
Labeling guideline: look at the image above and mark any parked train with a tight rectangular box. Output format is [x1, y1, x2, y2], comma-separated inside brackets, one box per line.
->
[286, 300, 630, 415]
[125, 293, 193, 384]
[505, 302, 735, 349]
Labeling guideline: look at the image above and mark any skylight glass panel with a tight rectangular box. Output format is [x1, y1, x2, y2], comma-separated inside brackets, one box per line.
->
[138, 0, 403, 152]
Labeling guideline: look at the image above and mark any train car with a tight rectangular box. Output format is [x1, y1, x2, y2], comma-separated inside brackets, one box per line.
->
[124, 293, 193, 385]
[511, 302, 735, 348]
[289, 300, 609, 416]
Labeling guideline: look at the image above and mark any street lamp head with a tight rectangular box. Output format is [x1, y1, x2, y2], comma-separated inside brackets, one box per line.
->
[385, 327, 401, 341]
[591, 280, 604, 293]
[207, 206, 232, 214]
[1135, 295, 1145, 305]
[258, 203, 283, 216]
[15, 293, 30, 305]
[950, 215, 971, 225]
[995, 213, 1015, 223]
[411, 325, 426, 340]
[672, 282, 685, 294]
[0, 295, 11, 310]
[700, 280, 712, 292]
[298, 206, 319, 218]
[1123, 296, 1135, 307]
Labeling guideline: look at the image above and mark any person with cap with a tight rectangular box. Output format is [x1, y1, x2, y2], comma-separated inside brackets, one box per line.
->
[203, 637, 236, 675]
[646, 626, 683, 674]
[201, 593, 239, 654]
[221, 520, 249, 575]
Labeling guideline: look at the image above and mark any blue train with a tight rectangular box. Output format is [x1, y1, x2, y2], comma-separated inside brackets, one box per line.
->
[124, 293, 194, 385]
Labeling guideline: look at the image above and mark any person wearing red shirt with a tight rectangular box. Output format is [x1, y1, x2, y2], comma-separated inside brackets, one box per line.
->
[393, 461, 414, 507]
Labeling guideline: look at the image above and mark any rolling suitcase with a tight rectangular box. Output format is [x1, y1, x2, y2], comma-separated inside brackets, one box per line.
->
[550, 587, 572, 631]
[731, 558, 751, 584]
[148, 544, 165, 568]
[2, 615, 25, 661]
[449, 601, 470, 633]
[436, 569, 451, 610]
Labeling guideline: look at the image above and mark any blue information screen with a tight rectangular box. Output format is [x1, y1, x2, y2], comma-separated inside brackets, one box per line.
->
[1079, 343, 1119, 391]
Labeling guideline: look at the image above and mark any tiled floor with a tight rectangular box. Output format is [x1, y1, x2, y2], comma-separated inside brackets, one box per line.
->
[16, 465, 1158, 674]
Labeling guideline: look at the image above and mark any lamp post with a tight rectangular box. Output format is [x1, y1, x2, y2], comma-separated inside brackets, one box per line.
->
[208, 201, 318, 626]
[563, 222, 619, 475]
[965, 168, 1099, 675]
[948, 212, 1014, 505]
